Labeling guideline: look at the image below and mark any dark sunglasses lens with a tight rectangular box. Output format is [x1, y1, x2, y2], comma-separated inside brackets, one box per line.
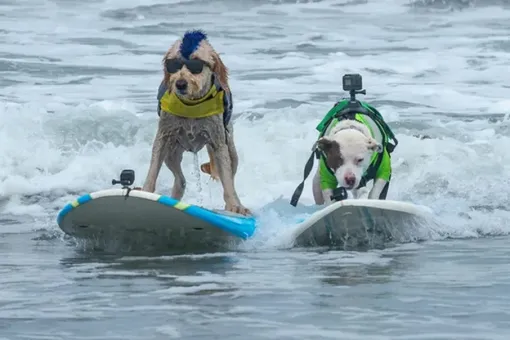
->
[186, 59, 205, 74]
[165, 59, 183, 73]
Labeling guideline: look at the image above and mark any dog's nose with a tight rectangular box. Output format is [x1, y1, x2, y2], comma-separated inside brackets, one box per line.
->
[176, 79, 187, 91]
[344, 174, 356, 188]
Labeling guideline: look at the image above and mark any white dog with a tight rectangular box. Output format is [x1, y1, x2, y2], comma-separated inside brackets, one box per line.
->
[311, 118, 392, 205]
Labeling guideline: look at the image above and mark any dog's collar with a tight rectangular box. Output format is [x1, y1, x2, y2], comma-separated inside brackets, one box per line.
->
[159, 83, 225, 118]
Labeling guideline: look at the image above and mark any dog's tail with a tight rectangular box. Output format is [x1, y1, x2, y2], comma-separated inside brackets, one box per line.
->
[200, 147, 220, 181]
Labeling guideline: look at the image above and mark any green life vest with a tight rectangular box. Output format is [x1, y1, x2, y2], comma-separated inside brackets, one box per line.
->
[316, 99, 398, 190]
[289, 97, 399, 207]
[318, 113, 392, 190]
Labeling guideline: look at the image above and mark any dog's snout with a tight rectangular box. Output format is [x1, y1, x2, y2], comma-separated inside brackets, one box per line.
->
[344, 174, 356, 187]
[175, 79, 187, 91]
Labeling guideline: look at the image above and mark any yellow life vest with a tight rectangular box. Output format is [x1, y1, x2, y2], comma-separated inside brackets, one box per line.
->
[159, 84, 225, 119]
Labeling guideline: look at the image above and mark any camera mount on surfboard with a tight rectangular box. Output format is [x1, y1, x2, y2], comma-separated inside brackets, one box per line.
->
[112, 169, 135, 189]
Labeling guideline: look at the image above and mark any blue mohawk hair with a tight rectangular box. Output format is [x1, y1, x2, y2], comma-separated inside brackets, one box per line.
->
[180, 30, 208, 60]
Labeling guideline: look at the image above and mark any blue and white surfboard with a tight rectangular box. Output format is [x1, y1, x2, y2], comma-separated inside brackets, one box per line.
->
[57, 188, 257, 249]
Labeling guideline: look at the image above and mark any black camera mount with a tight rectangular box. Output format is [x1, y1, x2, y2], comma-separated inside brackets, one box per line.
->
[112, 169, 135, 189]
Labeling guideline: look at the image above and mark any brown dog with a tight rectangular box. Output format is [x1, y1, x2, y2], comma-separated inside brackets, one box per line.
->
[141, 30, 250, 216]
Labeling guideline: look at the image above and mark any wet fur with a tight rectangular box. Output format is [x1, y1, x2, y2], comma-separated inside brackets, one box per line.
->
[142, 32, 250, 216]
[312, 119, 387, 205]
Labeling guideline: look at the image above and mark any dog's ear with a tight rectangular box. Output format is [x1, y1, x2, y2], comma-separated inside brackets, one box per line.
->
[162, 70, 170, 86]
[211, 50, 229, 91]
[317, 137, 336, 153]
[161, 54, 171, 85]
[366, 137, 383, 153]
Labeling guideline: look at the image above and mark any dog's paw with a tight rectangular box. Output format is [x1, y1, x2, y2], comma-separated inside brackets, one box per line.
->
[225, 203, 252, 216]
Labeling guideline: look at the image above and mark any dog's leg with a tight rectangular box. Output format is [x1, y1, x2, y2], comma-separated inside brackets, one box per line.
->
[226, 131, 239, 178]
[213, 144, 251, 215]
[202, 128, 238, 180]
[352, 187, 369, 199]
[368, 179, 388, 199]
[322, 189, 333, 205]
[142, 128, 169, 193]
[164, 147, 186, 200]
[313, 170, 325, 205]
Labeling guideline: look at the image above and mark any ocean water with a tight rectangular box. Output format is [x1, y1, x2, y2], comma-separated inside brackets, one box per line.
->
[1, 0, 510, 339]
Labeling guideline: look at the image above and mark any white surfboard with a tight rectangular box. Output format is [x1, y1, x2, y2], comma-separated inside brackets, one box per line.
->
[57, 188, 257, 250]
[287, 199, 436, 249]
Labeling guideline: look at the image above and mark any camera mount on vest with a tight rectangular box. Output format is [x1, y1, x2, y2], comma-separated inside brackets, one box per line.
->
[335, 73, 369, 121]
[328, 73, 397, 153]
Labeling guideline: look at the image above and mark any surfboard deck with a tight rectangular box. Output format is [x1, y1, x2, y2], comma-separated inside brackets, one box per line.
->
[57, 188, 257, 250]
[287, 199, 436, 249]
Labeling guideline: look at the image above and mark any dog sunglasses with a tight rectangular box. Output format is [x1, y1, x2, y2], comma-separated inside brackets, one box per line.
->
[165, 58, 207, 74]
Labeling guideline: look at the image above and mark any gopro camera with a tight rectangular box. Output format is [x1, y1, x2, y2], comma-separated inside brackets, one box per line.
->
[112, 169, 135, 187]
[342, 74, 363, 92]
